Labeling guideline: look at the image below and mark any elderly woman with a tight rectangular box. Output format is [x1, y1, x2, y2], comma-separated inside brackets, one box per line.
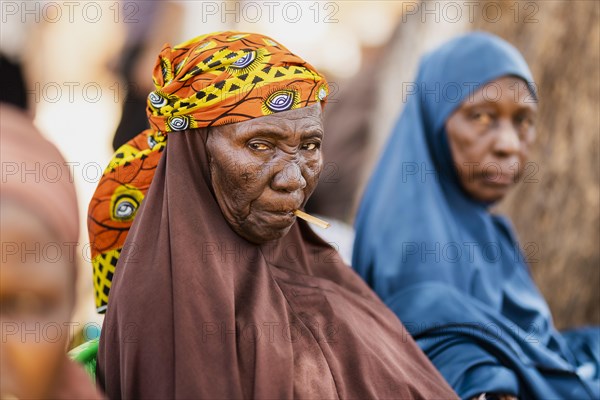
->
[0, 105, 103, 399]
[88, 32, 457, 398]
[352, 32, 600, 399]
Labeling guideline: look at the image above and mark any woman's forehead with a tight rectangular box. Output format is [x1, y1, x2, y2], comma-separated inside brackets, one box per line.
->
[463, 76, 537, 109]
[217, 103, 324, 137]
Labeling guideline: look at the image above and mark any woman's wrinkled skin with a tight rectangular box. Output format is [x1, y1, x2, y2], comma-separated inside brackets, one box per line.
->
[0, 201, 75, 400]
[446, 76, 537, 203]
[206, 103, 324, 244]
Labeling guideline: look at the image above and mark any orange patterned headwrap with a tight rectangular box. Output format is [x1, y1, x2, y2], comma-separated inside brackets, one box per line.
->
[88, 31, 329, 312]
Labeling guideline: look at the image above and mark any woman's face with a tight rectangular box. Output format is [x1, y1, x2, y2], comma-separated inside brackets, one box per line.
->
[0, 202, 74, 400]
[445, 76, 537, 203]
[206, 103, 324, 244]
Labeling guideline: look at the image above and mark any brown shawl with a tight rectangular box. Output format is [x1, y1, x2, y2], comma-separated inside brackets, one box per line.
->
[97, 129, 456, 399]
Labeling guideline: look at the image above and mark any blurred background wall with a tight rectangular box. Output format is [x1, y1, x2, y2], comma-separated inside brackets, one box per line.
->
[1, 0, 597, 332]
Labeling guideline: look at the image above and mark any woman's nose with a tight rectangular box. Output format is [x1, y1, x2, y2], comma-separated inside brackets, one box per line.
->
[493, 120, 521, 157]
[271, 161, 307, 193]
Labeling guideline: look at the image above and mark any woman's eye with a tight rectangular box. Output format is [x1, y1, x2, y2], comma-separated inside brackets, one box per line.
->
[471, 111, 493, 125]
[516, 114, 534, 129]
[249, 142, 270, 151]
[1, 292, 52, 318]
[301, 142, 320, 151]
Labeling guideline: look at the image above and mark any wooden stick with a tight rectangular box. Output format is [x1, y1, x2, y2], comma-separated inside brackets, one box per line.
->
[293, 210, 330, 229]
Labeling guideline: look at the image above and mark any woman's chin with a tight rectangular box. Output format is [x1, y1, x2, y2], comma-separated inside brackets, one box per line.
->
[467, 182, 513, 204]
[235, 224, 294, 244]
[482, 191, 509, 204]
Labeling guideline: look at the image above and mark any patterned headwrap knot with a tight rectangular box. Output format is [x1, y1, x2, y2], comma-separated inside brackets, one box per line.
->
[88, 31, 328, 312]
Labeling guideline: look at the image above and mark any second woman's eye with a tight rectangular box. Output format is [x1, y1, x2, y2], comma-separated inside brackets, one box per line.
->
[470, 111, 494, 125]
[515, 114, 534, 130]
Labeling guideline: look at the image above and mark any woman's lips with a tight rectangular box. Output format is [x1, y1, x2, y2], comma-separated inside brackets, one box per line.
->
[256, 209, 297, 227]
[481, 173, 516, 186]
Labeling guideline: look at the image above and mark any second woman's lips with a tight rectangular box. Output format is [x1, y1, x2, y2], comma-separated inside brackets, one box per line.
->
[482, 173, 516, 186]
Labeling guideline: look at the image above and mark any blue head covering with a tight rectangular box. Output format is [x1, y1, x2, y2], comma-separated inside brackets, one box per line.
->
[353, 32, 599, 399]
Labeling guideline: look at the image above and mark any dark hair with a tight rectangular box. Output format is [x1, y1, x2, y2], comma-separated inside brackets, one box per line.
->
[0, 53, 28, 110]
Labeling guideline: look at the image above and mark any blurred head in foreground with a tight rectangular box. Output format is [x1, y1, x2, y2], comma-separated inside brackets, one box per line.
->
[0, 104, 101, 399]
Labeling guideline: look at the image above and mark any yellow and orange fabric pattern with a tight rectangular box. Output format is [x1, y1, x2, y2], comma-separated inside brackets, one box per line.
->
[88, 31, 329, 312]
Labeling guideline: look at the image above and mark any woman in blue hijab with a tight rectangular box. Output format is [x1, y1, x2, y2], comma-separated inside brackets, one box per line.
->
[352, 32, 599, 400]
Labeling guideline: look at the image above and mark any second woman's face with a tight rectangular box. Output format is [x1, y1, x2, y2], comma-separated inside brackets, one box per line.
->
[206, 103, 324, 244]
[445, 76, 537, 203]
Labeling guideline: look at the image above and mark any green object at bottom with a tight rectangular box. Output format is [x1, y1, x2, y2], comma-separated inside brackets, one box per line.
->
[68, 338, 98, 381]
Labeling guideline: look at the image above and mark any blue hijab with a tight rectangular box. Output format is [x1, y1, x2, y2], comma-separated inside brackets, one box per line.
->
[353, 32, 599, 399]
